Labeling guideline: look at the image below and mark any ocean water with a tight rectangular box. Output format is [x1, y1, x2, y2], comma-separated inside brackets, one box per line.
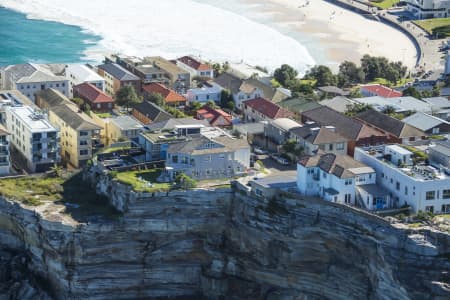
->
[0, 0, 316, 73]
[0, 7, 100, 65]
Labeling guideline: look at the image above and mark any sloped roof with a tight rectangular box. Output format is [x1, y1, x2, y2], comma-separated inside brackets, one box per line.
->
[74, 83, 113, 104]
[146, 118, 210, 131]
[244, 97, 294, 119]
[318, 86, 350, 96]
[270, 118, 301, 131]
[299, 153, 372, 179]
[242, 78, 277, 100]
[279, 98, 321, 113]
[356, 109, 424, 138]
[290, 123, 348, 145]
[35, 88, 67, 107]
[133, 101, 172, 123]
[98, 63, 140, 81]
[168, 134, 249, 155]
[51, 103, 102, 131]
[196, 105, 232, 126]
[402, 112, 450, 131]
[301, 106, 364, 140]
[177, 56, 211, 71]
[143, 83, 186, 103]
[214, 72, 243, 94]
[360, 84, 402, 98]
[319, 96, 355, 113]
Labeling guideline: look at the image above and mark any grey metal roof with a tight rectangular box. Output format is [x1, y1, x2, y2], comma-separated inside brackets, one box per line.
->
[110, 115, 144, 130]
[251, 172, 297, 189]
[98, 63, 140, 81]
[146, 117, 210, 131]
[422, 97, 450, 109]
[50, 104, 102, 131]
[402, 112, 449, 131]
[133, 101, 172, 123]
[356, 184, 391, 197]
[214, 72, 243, 94]
[233, 122, 265, 135]
[430, 141, 450, 157]
[319, 96, 355, 113]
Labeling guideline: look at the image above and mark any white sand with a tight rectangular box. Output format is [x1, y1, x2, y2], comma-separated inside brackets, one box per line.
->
[252, 0, 418, 70]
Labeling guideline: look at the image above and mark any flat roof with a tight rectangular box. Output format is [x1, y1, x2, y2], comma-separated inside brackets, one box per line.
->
[111, 115, 144, 130]
[251, 172, 297, 189]
[67, 64, 105, 82]
[9, 106, 57, 133]
[386, 144, 413, 155]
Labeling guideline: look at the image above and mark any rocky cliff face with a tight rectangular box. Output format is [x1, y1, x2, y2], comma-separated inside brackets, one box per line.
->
[0, 171, 449, 300]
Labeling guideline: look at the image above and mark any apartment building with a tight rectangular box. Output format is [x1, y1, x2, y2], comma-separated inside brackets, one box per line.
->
[97, 63, 141, 97]
[405, 0, 450, 19]
[65, 64, 106, 97]
[0, 125, 10, 175]
[5, 106, 60, 172]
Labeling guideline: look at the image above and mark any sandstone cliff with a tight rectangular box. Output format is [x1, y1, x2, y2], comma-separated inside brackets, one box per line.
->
[0, 170, 448, 299]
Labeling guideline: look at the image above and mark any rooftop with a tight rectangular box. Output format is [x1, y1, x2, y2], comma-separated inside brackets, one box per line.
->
[402, 112, 450, 132]
[73, 83, 113, 104]
[8, 106, 57, 133]
[270, 118, 301, 131]
[144, 56, 187, 75]
[98, 63, 140, 81]
[386, 144, 413, 156]
[250, 172, 297, 189]
[66, 64, 105, 82]
[353, 96, 433, 113]
[319, 96, 355, 113]
[110, 115, 144, 131]
[360, 84, 402, 98]
[177, 56, 211, 71]
[244, 97, 294, 119]
[142, 83, 186, 103]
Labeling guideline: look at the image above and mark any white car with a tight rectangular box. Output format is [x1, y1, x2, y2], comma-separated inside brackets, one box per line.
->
[253, 147, 267, 155]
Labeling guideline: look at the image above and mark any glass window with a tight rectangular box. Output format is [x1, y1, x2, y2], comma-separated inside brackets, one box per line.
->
[426, 191, 435, 200]
[80, 149, 89, 156]
[443, 189, 450, 199]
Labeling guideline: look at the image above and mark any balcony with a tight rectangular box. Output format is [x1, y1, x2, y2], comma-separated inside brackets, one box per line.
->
[312, 174, 320, 181]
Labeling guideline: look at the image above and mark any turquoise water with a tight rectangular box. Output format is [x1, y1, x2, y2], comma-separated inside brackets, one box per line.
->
[0, 7, 100, 66]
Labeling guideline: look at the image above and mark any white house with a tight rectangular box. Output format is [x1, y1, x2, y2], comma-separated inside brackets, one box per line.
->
[405, 0, 450, 19]
[5, 106, 60, 172]
[1, 63, 70, 101]
[355, 146, 450, 214]
[297, 153, 376, 206]
[186, 82, 223, 104]
[176, 56, 214, 79]
[65, 64, 106, 97]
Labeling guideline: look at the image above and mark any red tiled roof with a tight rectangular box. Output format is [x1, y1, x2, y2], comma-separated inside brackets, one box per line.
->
[143, 83, 186, 104]
[244, 97, 294, 119]
[196, 105, 232, 126]
[73, 83, 113, 104]
[177, 56, 211, 71]
[360, 84, 402, 98]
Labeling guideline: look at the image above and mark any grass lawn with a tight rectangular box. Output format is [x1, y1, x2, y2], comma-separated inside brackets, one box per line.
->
[114, 169, 172, 192]
[95, 112, 112, 119]
[0, 173, 121, 220]
[368, 77, 413, 88]
[370, 0, 400, 9]
[101, 146, 132, 154]
[414, 18, 450, 36]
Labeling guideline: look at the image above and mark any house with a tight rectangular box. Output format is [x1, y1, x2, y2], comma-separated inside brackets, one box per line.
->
[196, 105, 232, 127]
[355, 109, 425, 143]
[402, 112, 450, 135]
[422, 96, 450, 120]
[264, 118, 301, 147]
[301, 106, 389, 155]
[165, 134, 250, 180]
[176, 56, 214, 79]
[355, 145, 450, 213]
[405, 0, 450, 19]
[0, 125, 10, 175]
[115, 55, 169, 86]
[65, 64, 105, 97]
[186, 82, 223, 104]
[106, 116, 144, 144]
[319, 96, 356, 113]
[141, 56, 191, 93]
[242, 78, 290, 103]
[353, 96, 433, 114]
[97, 63, 141, 97]
[137, 118, 210, 161]
[429, 141, 450, 168]
[289, 123, 348, 156]
[142, 83, 187, 107]
[297, 153, 376, 206]
[360, 84, 402, 98]
[249, 172, 297, 199]
[279, 98, 322, 114]
[35, 89, 102, 168]
[73, 83, 114, 112]
[1, 63, 69, 101]
[317, 86, 350, 98]
[232, 122, 265, 145]
[242, 97, 294, 122]
[5, 106, 60, 172]
[214, 73, 262, 110]
[132, 101, 172, 125]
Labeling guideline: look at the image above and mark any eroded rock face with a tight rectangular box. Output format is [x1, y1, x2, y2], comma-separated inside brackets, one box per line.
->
[0, 171, 449, 300]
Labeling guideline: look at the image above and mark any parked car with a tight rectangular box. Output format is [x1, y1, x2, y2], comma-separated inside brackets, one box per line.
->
[270, 154, 290, 165]
[253, 147, 268, 155]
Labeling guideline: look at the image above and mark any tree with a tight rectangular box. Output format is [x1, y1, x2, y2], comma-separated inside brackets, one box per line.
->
[282, 139, 304, 157]
[383, 105, 396, 115]
[304, 65, 337, 87]
[145, 92, 164, 107]
[345, 103, 372, 116]
[402, 86, 421, 99]
[206, 100, 217, 108]
[337, 61, 365, 87]
[220, 89, 234, 108]
[274, 64, 298, 87]
[190, 101, 202, 111]
[116, 85, 141, 110]
[71, 97, 84, 107]
[175, 173, 197, 190]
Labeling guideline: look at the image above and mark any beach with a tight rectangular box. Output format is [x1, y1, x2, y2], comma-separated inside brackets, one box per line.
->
[245, 0, 418, 71]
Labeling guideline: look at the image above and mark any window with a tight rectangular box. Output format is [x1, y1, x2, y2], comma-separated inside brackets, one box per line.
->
[425, 206, 434, 213]
[80, 149, 89, 156]
[219, 154, 225, 159]
[405, 186, 408, 196]
[322, 172, 327, 179]
[172, 155, 178, 163]
[80, 140, 88, 146]
[329, 144, 333, 151]
[80, 131, 89, 136]
[396, 181, 400, 191]
[345, 179, 353, 185]
[443, 189, 450, 199]
[336, 143, 345, 151]
[426, 191, 435, 200]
